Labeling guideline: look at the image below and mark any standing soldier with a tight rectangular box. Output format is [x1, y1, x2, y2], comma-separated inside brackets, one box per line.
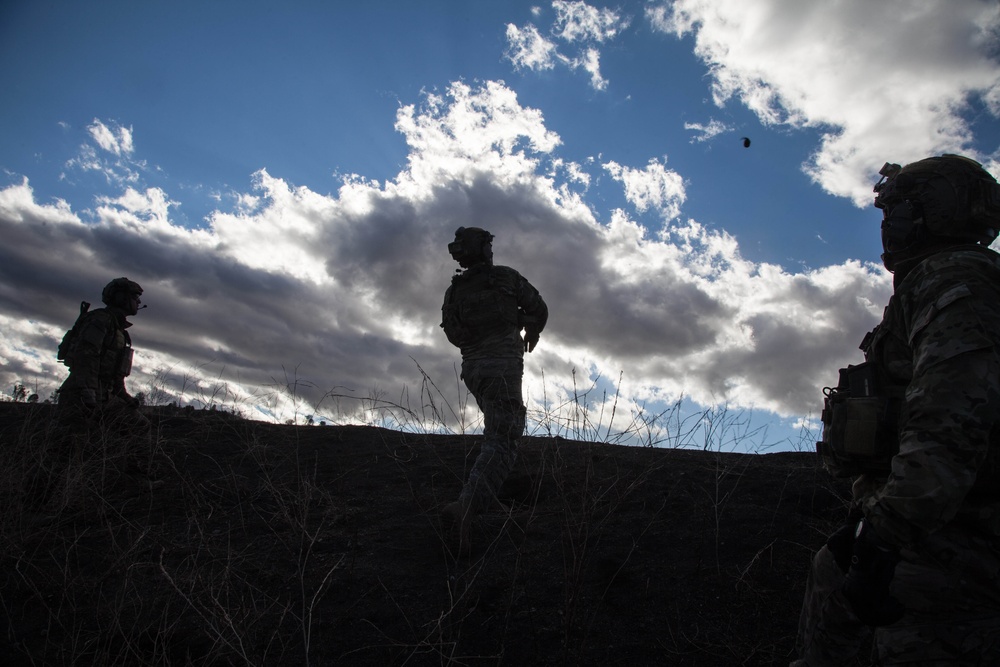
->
[440, 226, 547, 554]
[56, 276, 147, 434]
[794, 155, 1000, 665]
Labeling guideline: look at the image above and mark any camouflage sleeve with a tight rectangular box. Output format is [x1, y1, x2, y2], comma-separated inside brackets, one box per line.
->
[71, 310, 113, 393]
[864, 253, 1000, 547]
[517, 273, 548, 334]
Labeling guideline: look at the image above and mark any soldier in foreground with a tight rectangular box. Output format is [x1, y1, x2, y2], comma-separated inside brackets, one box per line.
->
[56, 276, 148, 435]
[794, 155, 1000, 665]
[439, 226, 547, 554]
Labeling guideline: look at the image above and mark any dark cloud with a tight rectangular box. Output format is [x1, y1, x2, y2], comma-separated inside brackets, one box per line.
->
[0, 81, 891, 426]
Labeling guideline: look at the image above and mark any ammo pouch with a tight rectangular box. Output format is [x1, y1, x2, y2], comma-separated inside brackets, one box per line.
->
[441, 302, 469, 347]
[817, 362, 898, 477]
[119, 346, 134, 377]
[117, 330, 134, 377]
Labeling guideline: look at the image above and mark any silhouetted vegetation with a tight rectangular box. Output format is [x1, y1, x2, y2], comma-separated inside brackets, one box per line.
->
[0, 398, 865, 665]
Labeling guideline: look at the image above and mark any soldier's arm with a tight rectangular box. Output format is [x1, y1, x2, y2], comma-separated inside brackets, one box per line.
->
[517, 277, 547, 330]
[864, 267, 1000, 547]
[517, 275, 547, 352]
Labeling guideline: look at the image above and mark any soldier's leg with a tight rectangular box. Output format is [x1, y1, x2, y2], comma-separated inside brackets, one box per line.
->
[793, 545, 870, 666]
[29, 388, 93, 507]
[101, 394, 154, 473]
[459, 363, 525, 515]
[876, 527, 1000, 665]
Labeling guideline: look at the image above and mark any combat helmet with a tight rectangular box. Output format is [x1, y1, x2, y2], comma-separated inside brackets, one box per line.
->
[873, 154, 1000, 271]
[102, 277, 143, 308]
[448, 227, 494, 268]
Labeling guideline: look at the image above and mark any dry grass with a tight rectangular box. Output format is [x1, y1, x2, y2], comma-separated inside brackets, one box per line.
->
[0, 371, 848, 666]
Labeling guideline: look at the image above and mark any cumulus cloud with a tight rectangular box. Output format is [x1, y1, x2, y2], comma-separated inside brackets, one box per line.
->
[505, 0, 630, 90]
[603, 158, 686, 219]
[647, 0, 1000, 206]
[0, 81, 890, 434]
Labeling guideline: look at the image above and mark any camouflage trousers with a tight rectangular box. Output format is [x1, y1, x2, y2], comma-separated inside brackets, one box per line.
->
[793, 524, 1000, 665]
[458, 358, 526, 515]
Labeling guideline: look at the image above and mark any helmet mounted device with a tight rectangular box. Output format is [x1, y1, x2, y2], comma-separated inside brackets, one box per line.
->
[448, 226, 494, 268]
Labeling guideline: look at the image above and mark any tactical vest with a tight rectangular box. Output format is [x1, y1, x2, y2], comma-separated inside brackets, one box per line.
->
[441, 265, 520, 349]
[816, 350, 901, 478]
[60, 308, 134, 380]
[819, 307, 1000, 496]
[817, 294, 916, 478]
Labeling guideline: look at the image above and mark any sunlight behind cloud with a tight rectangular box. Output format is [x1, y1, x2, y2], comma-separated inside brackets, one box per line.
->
[209, 170, 333, 285]
[0, 77, 895, 425]
[1, 0, 997, 448]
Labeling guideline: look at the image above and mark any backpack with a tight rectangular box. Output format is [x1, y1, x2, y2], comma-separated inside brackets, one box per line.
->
[57, 301, 91, 367]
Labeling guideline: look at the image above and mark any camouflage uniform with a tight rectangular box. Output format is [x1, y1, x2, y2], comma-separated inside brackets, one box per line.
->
[442, 261, 547, 517]
[795, 247, 1000, 665]
[438, 227, 545, 555]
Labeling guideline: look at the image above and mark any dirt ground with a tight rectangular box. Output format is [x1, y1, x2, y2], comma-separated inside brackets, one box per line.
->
[0, 402, 861, 666]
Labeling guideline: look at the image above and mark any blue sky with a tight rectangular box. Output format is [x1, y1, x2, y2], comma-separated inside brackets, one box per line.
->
[2, 1, 999, 449]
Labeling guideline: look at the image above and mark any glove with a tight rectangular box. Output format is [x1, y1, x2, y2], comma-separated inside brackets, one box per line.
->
[841, 519, 904, 627]
[523, 328, 540, 353]
[825, 522, 857, 573]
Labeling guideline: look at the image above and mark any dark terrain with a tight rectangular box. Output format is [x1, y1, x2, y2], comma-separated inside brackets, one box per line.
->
[0, 401, 862, 666]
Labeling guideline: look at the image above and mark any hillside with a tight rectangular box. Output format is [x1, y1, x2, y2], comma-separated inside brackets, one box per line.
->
[0, 402, 860, 666]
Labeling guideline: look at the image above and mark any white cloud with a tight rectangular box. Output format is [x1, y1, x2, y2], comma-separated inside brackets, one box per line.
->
[88, 119, 134, 156]
[209, 169, 335, 285]
[685, 118, 731, 143]
[97, 187, 176, 226]
[0, 81, 890, 430]
[647, 0, 1000, 205]
[574, 46, 607, 91]
[505, 23, 561, 72]
[505, 0, 630, 91]
[552, 0, 630, 43]
[393, 80, 562, 188]
[557, 159, 592, 188]
[603, 158, 686, 219]
[64, 119, 145, 187]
